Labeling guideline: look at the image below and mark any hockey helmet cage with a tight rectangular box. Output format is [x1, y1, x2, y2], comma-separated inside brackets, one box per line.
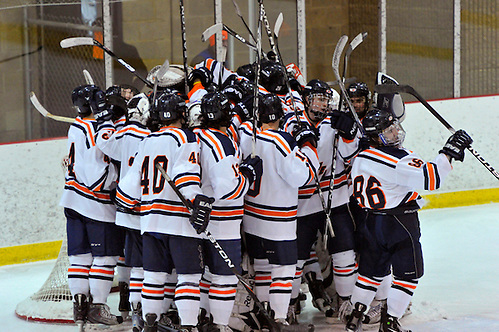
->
[372, 72, 406, 122]
[303, 79, 335, 121]
[200, 91, 232, 128]
[259, 93, 284, 124]
[362, 107, 406, 148]
[259, 62, 288, 94]
[151, 92, 187, 125]
[71, 84, 105, 116]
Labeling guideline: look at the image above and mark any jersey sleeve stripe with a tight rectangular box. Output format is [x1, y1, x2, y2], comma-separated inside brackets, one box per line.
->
[364, 149, 399, 164]
[174, 175, 201, 188]
[357, 154, 397, 169]
[200, 130, 225, 161]
[169, 128, 188, 144]
[260, 131, 292, 154]
[423, 162, 441, 190]
[76, 118, 96, 146]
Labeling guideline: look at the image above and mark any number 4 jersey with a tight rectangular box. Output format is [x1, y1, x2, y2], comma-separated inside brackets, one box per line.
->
[351, 146, 452, 211]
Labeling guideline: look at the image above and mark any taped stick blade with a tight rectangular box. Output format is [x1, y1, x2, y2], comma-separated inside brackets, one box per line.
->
[274, 13, 283, 38]
[60, 37, 94, 49]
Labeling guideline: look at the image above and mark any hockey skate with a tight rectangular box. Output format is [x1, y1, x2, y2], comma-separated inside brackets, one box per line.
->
[86, 303, 124, 329]
[158, 311, 181, 332]
[118, 282, 131, 319]
[304, 272, 333, 313]
[337, 297, 353, 323]
[286, 302, 299, 325]
[362, 299, 386, 325]
[131, 302, 144, 332]
[73, 293, 89, 332]
[143, 313, 159, 332]
[345, 302, 368, 332]
[379, 305, 412, 332]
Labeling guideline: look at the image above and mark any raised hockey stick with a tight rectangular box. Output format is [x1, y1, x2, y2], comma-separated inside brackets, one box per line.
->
[179, 0, 190, 95]
[327, 32, 367, 213]
[257, 0, 277, 55]
[30, 91, 74, 123]
[223, 24, 257, 51]
[83, 69, 94, 85]
[251, 2, 264, 158]
[231, 0, 257, 44]
[152, 59, 170, 104]
[154, 163, 281, 332]
[374, 84, 499, 180]
[60, 37, 153, 88]
[201, 23, 223, 42]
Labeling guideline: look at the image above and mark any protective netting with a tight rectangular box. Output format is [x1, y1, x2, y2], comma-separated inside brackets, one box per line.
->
[15, 238, 74, 323]
[0, 0, 125, 11]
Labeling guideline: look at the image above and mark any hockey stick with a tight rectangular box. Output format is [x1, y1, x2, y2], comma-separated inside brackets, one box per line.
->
[154, 163, 280, 332]
[201, 23, 223, 42]
[152, 59, 170, 103]
[374, 84, 499, 180]
[83, 69, 94, 85]
[327, 32, 367, 213]
[30, 91, 74, 123]
[231, 0, 257, 44]
[178, 0, 190, 95]
[60, 37, 153, 89]
[223, 24, 257, 51]
[257, 0, 277, 55]
[251, 2, 264, 158]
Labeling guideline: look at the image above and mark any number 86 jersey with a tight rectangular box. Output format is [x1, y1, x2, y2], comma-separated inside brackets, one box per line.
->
[350, 146, 452, 211]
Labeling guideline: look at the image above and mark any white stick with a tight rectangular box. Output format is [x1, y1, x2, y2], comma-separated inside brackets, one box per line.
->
[83, 69, 94, 85]
[201, 23, 223, 43]
[30, 92, 74, 123]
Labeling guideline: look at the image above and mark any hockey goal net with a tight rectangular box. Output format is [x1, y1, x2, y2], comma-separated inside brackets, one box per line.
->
[15, 238, 74, 324]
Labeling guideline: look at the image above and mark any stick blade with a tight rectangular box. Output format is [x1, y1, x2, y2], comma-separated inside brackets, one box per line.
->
[60, 37, 94, 49]
[83, 69, 94, 85]
[156, 59, 170, 80]
[346, 31, 368, 57]
[201, 23, 223, 42]
[332, 35, 348, 75]
[29, 92, 48, 117]
[274, 13, 284, 38]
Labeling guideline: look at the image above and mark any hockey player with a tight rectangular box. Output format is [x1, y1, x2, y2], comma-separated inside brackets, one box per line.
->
[239, 93, 319, 329]
[345, 107, 472, 332]
[281, 79, 360, 322]
[346, 82, 371, 119]
[95, 92, 152, 330]
[193, 91, 263, 332]
[60, 85, 123, 328]
[115, 92, 211, 332]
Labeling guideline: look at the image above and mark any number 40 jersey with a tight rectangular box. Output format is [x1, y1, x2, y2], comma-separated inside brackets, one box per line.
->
[351, 145, 452, 211]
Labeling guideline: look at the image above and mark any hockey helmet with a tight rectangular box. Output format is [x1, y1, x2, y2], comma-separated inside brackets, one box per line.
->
[150, 92, 187, 126]
[200, 92, 232, 129]
[259, 62, 288, 94]
[236, 63, 256, 81]
[105, 86, 128, 120]
[71, 84, 105, 116]
[259, 93, 284, 124]
[303, 79, 335, 121]
[362, 107, 405, 148]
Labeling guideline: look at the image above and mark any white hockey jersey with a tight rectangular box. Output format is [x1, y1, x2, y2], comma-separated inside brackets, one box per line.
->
[282, 113, 359, 216]
[96, 121, 151, 230]
[194, 128, 250, 240]
[277, 90, 305, 116]
[351, 146, 452, 211]
[59, 117, 118, 223]
[239, 122, 319, 241]
[116, 126, 203, 237]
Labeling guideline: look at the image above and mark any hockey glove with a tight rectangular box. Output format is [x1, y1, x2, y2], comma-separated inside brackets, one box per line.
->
[127, 93, 150, 125]
[359, 136, 371, 151]
[439, 129, 473, 162]
[330, 110, 357, 140]
[92, 89, 113, 123]
[188, 67, 214, 89]
[233, 95, 254, 122]
[222, 84, 244, 103]
[239, 155, 263, 186]
[292, 124, 319, 148]
[189, 194, 215, 234]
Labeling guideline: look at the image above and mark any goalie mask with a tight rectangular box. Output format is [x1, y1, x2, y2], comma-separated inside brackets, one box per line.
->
[147, 64, 192, 94]
[303, 79, 335, 122]
[150, 93, 187, 126]
[363, 107, 406, 148]
[71, 84, 105, 117]
[200, 92, 232, 129]
[347, 82, 371, 119]
[372, 72, 406, 122]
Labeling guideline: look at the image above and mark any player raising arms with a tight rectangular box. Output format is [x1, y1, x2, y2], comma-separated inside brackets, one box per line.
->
[345, 106, 472, 332]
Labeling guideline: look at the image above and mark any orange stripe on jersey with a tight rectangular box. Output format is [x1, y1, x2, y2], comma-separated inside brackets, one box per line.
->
[211, 209, 244, 217]
[202, 129, 224, 159]
[210, 288, 237, 295]
[393, 280, 417, 290]
[68, 268, 89, 273]
[426, 163, 436, 190]
[244, 204, 296, 218]
[67, 180, 111, 200]
[188, 81, 205, 99]
[140, 203, 189, 214]
[175, 175, 200, 187]
[167, 127, 187, 144]
[199, 282, 210, 288]
[299, 187, 316, 195]
[226, 177, 246, 200]
[142, 288, 165, 295]
[175, 288, 201, 295]
[358, 276, 381, 286]
[76, 118, 96, 146]
[364, 149, 398, 164]
[205, 58, 215, 70]
[119, 126, 150, 136]
[271, 282, 292, 288]
[116, 191, 138, 206]
[408, 192, 419, 201]
[260, 131, 291, 154]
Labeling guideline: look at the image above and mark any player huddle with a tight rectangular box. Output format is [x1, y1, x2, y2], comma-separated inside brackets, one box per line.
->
[60, 56, 472, 332]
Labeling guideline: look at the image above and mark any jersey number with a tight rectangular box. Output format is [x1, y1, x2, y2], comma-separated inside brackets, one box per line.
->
[352, 175, 386, 209]
[141, 155, 168, 195]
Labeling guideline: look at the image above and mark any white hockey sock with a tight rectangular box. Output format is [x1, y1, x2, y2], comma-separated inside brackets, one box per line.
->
[199, 268, 212, 317]
[291, 260, 305, 300]
[269, 264, 295, 319]
[116, 257, 131, 283]
[253, 258, 272, 303]
[68, 253, 92, 297]
[129, 267, 144, 306]
[163, 270, 177, 313]
[387, 277, 418, 318]
[142, 270, 167, 322]
[350, 274, 381, 309]
[209, 274, 238, 325]
[89, 256, 118, 304]
[374, 274, 391, 301]
[332, 250, 358, 298]
[175, 273, 202, 326]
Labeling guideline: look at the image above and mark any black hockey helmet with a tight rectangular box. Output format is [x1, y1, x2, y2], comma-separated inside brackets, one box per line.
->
[362, 107, 405, 147]
[259, 93, 284, 124]
[302, 79, 334, 121]
[150, 92, 187, 126]
[105, 86, 128, 120]
[71, 84, 105, 116]
[259, 62, 288, 94]
[347, 82, 371, 118]
[200, 91, 232, 129]
[236, 63, 256, 81]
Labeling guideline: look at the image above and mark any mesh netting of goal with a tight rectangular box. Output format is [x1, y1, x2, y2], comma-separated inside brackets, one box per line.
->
[0, 0, 127, 11]
[15, 238, 74, 324]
